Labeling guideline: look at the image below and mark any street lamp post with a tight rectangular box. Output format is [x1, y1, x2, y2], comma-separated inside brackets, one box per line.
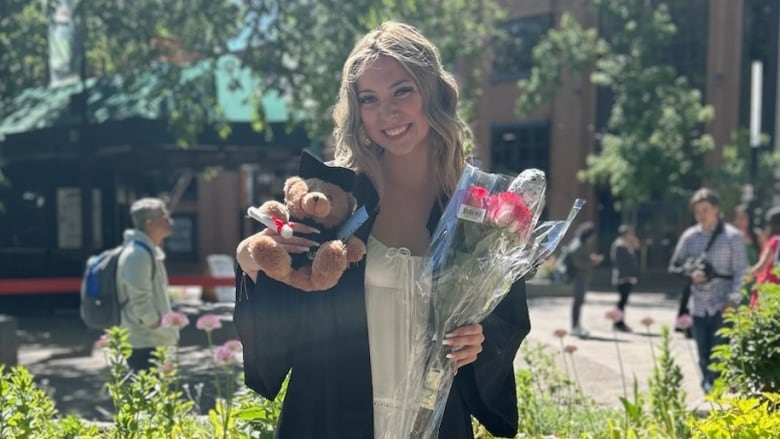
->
[749, 60, 762, 187]
[743, 59, 764, 217]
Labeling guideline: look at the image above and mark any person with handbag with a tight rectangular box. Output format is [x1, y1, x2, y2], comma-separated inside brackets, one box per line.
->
[668, 188, 748, 393]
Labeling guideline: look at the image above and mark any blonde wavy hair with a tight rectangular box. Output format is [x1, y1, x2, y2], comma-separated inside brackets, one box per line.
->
[332, 21, 469, 199]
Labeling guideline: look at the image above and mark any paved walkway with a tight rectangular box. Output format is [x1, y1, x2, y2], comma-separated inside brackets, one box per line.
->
[10, 288, 708, 421]
[521, 288, 706, 411]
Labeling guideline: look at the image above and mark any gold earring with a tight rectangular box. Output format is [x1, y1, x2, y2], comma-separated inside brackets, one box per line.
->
[358, 126, 372, 146]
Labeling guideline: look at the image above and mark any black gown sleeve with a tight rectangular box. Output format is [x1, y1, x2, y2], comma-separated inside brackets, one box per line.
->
[233, 264, 297, 400]
[453, 278, 531, 437]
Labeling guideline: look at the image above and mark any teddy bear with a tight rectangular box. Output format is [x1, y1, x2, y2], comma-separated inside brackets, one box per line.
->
[245, 151, 367, 292]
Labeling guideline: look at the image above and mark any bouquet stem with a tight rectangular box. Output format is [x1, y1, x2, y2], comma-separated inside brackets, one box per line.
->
[409, 342, 454, 438]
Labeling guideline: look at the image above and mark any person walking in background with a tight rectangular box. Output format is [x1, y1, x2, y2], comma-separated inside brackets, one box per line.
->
[610, 224, 639, 332]
[567, 222, 604, 339]
[747, 206, 780, 307]
[733, 203, 763, 266]
[669, 188, 748, 393]
[117, 198, 179, 372]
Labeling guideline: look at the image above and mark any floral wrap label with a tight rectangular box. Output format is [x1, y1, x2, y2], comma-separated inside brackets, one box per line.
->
[457, 204, 486, 224]
[419, 368, 444, 410]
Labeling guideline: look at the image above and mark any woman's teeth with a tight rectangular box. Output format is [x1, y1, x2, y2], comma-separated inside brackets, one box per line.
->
[384, 125, 408, 137]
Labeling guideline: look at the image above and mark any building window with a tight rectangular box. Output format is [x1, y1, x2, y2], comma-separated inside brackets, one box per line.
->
[490, 122, 551, 175]
[491, 14, 553, 83]
[664, 0, 709, 91]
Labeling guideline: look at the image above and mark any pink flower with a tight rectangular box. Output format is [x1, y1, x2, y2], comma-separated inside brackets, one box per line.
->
[675, 314, 693, 330]
[640, 316, 655, 327]
[486, 192, 532, 233]
[196, 314, 222, 331]
[605, 308, 624, 322]
[464, 186, 490, 209]
[94, 334, 109, 349]
[564, 345, 578, 354]
[213, 345, 238, 366]
[158, 363, 175, 374]
[553, 329, 568, 339]
[223, 339, 243, 352]
[161, 311, 190, 329]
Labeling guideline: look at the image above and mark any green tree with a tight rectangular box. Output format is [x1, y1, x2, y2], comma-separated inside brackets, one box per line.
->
[707, 129, 780, 215]
[2, 0, 501, 141]
[517, 0, 714, 211]
[236, 0, 501, 139]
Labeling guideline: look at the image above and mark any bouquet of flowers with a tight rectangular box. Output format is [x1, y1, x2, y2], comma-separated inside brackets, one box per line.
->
[383, 164, 584, 439]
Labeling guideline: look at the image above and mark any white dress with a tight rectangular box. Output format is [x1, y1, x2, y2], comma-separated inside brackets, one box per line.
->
[364, 235, 427, 438]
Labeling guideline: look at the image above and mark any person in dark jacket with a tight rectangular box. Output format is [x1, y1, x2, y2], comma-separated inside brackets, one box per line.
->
[565, 222, 603, 339]
[609, 224, 640, 332]
[234, 21, 531, 439]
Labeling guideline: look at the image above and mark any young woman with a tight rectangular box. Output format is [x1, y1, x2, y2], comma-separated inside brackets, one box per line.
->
[235, 22, 530, 438]
[747, 206, 780, 307]
[733, 203, 763, 265]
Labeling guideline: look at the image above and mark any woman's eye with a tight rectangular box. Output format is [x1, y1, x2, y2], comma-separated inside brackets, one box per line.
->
[395, 86, 413, 97]
[358, 95, 376, 105]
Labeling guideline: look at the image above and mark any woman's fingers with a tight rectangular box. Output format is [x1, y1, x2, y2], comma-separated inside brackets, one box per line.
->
[289, 221, 320, 235]
[260, 228, 319, 249]
[280, 244, 313, 254]
[443, 324, 484, 369]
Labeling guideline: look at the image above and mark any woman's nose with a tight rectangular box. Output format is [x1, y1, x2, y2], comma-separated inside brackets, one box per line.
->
[379, 100, 399, 119]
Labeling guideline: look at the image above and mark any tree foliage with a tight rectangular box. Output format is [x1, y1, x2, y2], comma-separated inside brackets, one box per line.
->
[1, 0, 502, 142]
[517, 0, 715, 211]
[706, 129, 780, 215]
[237, 0, 502, 138]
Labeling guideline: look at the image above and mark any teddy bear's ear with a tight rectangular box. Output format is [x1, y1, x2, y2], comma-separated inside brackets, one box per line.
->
[283, 176, 306, 195]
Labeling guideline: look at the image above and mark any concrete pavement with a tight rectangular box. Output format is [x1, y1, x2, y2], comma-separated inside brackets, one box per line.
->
[520, 288, 707, 411]
[10, 287, 708, 422]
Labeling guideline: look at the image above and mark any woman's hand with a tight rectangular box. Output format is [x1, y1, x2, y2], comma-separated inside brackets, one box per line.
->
[236, 222, 320, 281]
[443, 323, 484, 370]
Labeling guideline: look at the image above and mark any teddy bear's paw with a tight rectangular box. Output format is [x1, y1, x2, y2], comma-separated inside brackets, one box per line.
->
[248, 236, 293, 278]
[258, 200, 290, 222]
[287, 266, 322, 292]
[345, 237, 367, 263]
[311, 240, 348, 277]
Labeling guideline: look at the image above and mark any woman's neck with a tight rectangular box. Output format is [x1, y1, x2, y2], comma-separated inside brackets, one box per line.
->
[380, 148, 433, 192]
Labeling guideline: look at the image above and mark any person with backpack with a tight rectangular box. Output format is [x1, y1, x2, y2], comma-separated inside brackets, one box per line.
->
[117, 198, 178, 372]
[668, 188, 748, 394]
[747, 206, 780, 307]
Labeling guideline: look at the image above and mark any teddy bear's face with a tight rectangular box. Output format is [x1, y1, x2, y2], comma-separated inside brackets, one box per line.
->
[284, 177, 356, 229]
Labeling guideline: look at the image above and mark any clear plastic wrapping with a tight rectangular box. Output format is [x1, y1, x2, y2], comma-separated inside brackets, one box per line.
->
[381, 164, 584, 438]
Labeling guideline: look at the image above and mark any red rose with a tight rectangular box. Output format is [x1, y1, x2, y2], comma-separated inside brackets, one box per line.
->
[464, 186, 490, 209]
[486, 192, 532, 232]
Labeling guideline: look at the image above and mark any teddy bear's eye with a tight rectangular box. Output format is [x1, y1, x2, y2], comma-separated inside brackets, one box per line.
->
[326, 194, 333, 201]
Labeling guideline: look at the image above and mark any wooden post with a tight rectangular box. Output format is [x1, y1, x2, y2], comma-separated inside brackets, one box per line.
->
[0, 314, 18, 367]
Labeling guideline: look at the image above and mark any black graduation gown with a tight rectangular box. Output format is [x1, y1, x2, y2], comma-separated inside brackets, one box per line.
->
[233, 174, 531, 438]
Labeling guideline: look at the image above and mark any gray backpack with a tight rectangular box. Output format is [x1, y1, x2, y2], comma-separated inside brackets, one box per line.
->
[80, 240, 154, 330]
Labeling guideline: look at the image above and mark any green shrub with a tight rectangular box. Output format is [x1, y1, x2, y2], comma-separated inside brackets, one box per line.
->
[712, 281, 780, 396]
[689, 393, 780, 439]
[0, 365, 98, 439]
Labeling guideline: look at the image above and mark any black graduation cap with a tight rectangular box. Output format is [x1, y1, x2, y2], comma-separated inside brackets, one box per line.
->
[297, 150, 356, 192]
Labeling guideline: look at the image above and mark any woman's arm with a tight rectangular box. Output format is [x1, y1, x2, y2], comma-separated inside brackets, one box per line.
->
[748, 243, 773, 278]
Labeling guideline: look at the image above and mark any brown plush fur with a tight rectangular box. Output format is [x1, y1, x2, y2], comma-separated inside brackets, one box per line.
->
[247, 176, 366, 292]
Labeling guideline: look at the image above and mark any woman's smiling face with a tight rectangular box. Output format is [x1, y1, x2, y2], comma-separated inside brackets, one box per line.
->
[356, 55, 431, 158]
